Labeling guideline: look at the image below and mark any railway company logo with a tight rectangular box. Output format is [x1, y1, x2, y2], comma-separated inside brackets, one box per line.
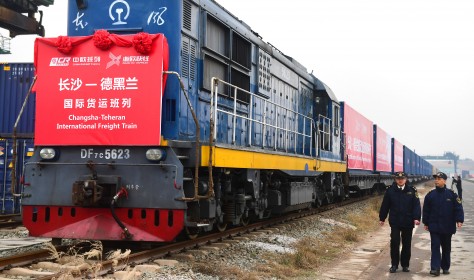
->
[106, 52, 122, 69]
[49, 57, 71, 67]
[105, 52, 150, 69]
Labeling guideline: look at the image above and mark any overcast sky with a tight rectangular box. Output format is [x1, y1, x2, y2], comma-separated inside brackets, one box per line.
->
[1, 0, 473, 160]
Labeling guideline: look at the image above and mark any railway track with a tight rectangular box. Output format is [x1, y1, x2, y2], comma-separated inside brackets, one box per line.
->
[0, 196, 368, 279]
[0, 214, 22, 229]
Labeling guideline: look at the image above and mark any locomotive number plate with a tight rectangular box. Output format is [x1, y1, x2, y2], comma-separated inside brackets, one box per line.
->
[80, 148, 131, 159]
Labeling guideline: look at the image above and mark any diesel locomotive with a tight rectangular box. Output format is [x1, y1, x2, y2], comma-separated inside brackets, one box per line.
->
[20, 0, 432, 242]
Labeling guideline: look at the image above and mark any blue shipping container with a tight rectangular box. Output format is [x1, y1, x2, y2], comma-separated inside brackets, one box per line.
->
[0, 137, 34, 214]
[403, 146, 415, 175]
[0, 63, 36, 136]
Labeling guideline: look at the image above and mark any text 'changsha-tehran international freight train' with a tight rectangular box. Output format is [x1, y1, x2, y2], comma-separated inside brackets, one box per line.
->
[21, 0, 433, 242]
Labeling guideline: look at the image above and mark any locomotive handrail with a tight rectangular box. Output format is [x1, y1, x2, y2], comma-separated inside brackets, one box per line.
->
[312, 121, 320, 159]
[315, 114, 346, 162]
[163, 71, 215, 202]
[24, 161, 181, 180]
[317, 114, 332, 152]
[210, 77, 316, 157]
[11, 75, 37, 197]
[25, 162, 180, 168]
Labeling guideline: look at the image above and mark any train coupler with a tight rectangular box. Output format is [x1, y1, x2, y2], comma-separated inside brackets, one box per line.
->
[72, 179, 104, 206]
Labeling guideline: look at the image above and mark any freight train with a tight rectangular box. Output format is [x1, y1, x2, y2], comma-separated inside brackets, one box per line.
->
[5, 0, 433, 242]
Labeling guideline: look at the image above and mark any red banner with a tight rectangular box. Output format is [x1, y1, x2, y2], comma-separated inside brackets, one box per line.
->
[344, 103, 373, 170]
[375, 126, 392, 172]
[33, 33, 169, 146]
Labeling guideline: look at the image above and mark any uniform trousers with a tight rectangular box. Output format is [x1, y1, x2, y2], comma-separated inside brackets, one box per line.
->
[390, 227, 413, 267]
[456, 187, 463, 200]
[430, 232, 452, 271]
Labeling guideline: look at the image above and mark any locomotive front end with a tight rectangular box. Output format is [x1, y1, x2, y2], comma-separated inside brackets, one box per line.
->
[23, 146, 186, 241]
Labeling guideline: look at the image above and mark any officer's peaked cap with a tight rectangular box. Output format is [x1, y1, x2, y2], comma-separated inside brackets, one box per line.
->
[394, 171, 407, 178]
[433, 172, 447, 180]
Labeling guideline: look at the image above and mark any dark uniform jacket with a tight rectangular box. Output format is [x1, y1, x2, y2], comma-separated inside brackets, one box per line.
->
[422, 186, 464, 234]
[454, 178, 462, 189]
[455, 179, 462, 187]
[379, 183, 421, 229]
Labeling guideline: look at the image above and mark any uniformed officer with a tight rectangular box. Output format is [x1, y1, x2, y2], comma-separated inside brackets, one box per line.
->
[423, 172, 464, 276]
[452, 175, 463, 200]
[379, 171, 421, 273]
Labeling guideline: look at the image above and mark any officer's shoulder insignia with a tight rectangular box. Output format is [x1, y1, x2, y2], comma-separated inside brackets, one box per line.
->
[412, 186, 417, 191]
[457, 197, 462, 204]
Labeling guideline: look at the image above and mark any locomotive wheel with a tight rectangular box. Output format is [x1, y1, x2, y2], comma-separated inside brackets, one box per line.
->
[185, 226, 200, 240]
[240, 215, 250, 226]
[316, 198, 323, 208]
[216, 222, 228, 232]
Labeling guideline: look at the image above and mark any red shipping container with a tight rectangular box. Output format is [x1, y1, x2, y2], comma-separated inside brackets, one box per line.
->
[374, 125, 392, 172]
[342, 103, 373, 171]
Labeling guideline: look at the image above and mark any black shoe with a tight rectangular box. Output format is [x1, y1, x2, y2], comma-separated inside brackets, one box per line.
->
[389, 266, 397, 273]
[443, 270, 450, 275]
[429, 270, 440, 276]
[402, 267, 410, 272]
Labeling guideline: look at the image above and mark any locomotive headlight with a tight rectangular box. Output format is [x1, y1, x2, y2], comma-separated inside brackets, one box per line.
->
[39, 148, 56, 160]
[146, 148, 167, 161]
